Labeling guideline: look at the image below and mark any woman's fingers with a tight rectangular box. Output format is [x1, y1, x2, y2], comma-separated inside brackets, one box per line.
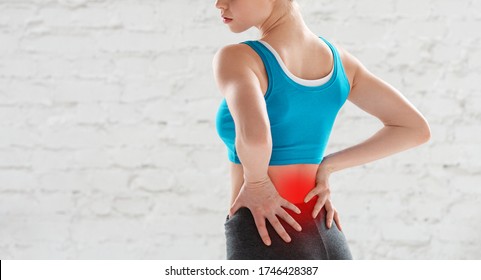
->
[312, 195, 327, 218]
[334, 211, 342, 231]
[303, 188, 319, 203]
[252, 214, 271, 246]
[277, 208, 302, 232]
[267, 215, 292, 243]
[325, 200, 341, 231]
[282, 199, 301, 214]
[325, 207, 335, 229]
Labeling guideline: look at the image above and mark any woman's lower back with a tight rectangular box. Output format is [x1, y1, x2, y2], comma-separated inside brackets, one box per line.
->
[229, 162, 319, 205]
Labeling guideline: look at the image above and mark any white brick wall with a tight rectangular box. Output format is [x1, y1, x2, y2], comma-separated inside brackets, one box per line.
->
[0, 0, 479, 259]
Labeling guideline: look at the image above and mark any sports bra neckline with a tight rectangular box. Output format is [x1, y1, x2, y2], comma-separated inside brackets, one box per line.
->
[256, 36, 336, 88]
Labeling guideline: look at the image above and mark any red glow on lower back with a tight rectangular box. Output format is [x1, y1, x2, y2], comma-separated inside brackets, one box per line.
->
[271, 170, 316, 205]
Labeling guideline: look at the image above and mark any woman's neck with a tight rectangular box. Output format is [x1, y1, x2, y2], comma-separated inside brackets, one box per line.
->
[258, 1, 313, 45]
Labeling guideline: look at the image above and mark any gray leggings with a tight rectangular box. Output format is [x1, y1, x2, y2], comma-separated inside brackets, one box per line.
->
[224, 197, 353, 260]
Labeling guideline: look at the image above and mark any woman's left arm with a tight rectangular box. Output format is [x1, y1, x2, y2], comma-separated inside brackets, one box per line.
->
[318, 46, 432, 175]
[305, 45, 432, 220]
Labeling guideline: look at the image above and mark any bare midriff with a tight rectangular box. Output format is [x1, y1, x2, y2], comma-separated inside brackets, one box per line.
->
[229, 162, 319, 206]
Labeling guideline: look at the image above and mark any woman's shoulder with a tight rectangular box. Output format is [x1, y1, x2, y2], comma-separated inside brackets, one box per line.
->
[213, 43, 261, 69]
[212, 43, 264, 80]
[212, 43, 265, 97]
[325, 39, 359, 90]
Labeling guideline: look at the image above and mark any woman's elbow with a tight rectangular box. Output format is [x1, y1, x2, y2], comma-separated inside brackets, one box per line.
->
[415, 119, 432, 144]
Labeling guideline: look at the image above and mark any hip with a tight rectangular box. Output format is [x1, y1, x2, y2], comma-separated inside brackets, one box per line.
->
[223, 197, 353, 260]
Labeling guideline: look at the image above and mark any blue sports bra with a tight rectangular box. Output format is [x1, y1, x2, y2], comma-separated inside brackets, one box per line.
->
[215, 36, 350, 166]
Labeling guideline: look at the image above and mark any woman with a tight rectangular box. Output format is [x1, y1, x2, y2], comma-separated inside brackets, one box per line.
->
[212, 0, 431, 260]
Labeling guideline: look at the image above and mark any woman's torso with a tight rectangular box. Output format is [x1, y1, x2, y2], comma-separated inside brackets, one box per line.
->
[228, 35, 355, 206]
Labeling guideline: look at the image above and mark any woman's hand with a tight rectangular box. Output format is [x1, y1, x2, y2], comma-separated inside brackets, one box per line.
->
[229, 176, 303, 246]
[303, 163, 343, 231]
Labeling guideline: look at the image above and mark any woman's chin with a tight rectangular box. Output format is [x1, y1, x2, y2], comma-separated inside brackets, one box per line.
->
[227, 25, 251, 34]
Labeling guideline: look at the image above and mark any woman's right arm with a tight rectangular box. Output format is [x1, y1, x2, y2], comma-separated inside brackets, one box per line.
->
[212, 44, 302, 246]
[213, 44, 272, 184]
